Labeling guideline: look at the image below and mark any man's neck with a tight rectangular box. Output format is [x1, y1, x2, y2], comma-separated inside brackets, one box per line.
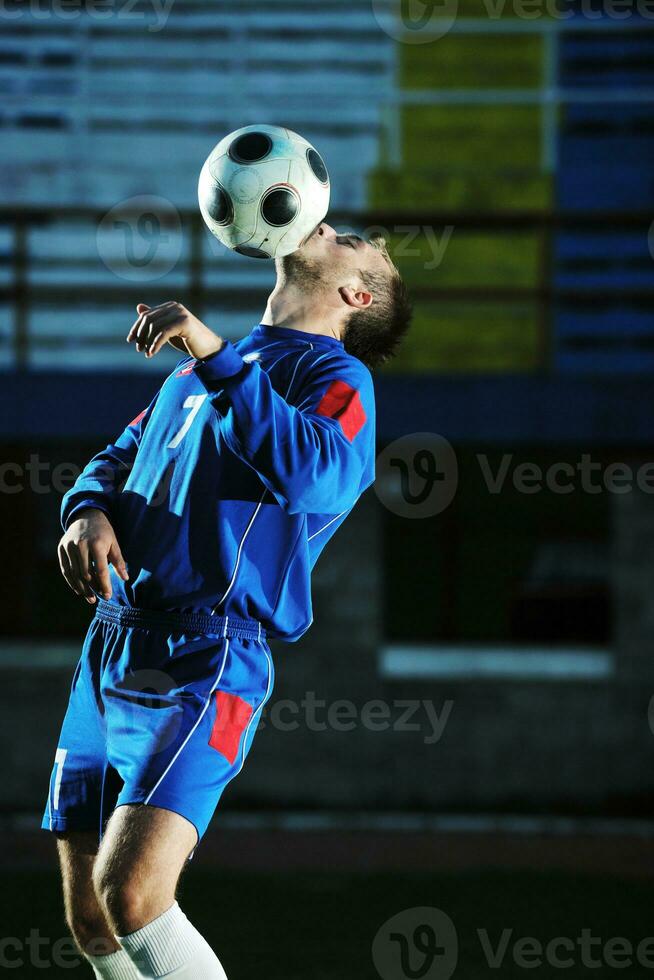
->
[261, 283, 343, 341]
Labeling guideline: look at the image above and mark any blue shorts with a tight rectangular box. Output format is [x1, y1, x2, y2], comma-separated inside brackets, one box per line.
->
[42, 601, 273, 843]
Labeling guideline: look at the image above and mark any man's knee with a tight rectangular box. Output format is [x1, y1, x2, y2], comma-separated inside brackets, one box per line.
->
[93, 858, 163, 935]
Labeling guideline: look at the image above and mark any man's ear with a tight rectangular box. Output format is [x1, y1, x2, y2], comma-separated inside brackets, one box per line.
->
[340, 285, 373, 311]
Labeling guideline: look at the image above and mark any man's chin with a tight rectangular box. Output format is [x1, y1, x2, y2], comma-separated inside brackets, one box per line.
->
[279, 247, 322, 289]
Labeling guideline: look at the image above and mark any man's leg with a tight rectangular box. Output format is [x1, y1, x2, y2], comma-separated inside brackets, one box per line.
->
[93, 804, 228, 979]
[57, 831, 143, 978]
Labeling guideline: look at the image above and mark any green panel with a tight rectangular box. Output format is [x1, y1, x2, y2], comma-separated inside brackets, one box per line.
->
[403, 105, 542, 169]
[386, 229, 541, 288]
[369, 168, 552, 210]
[384, 301, 540, 372]
[402, 35, 544, 90]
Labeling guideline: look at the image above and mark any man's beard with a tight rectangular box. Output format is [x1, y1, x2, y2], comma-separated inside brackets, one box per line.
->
[278, 249, 325, 291]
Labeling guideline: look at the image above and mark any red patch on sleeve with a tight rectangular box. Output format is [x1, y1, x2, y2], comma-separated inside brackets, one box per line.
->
[128, 408, 147, 427]
[208, 690, 254, 765]
[316, 380, 367, 442]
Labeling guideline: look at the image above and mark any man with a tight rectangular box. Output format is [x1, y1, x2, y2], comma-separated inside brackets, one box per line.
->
[44, 222, 412, 979]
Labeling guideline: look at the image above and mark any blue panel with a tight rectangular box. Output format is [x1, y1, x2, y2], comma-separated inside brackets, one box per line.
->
[555, 233, 654, 289]
[555, 350, 654, 373]
[561, 33, 654, 89]
[556, 22, 654, 373]
[557, 309, 654, 337]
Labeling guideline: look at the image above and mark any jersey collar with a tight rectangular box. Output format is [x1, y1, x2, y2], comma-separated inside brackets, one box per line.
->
[253, 324, 344, 349]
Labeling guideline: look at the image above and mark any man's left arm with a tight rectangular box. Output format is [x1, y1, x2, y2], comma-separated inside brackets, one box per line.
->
[128, 302, 375, 515]
[195, 342, 375, 515]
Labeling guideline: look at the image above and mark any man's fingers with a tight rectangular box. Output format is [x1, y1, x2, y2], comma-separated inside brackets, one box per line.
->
[58, 545, 81, 596]
[148, 331, 167, 357]
[66, 543, 96, 603]
[89, 545, 112, 600]
[144, 312, 180, 356]
[127, 301, 178, 346]
[108, 539, 129, 582]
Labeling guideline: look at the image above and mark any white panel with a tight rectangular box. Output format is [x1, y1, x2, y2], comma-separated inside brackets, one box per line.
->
[379, 646, 615, 681]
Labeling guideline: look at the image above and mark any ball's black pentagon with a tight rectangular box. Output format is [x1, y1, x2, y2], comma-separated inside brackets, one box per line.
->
[200, 179, 232, 226]
[235, 244, 271, 259]
[261, 187, 300, 227]
[229, 132, 273, 164]
[307, 147, 329, 185]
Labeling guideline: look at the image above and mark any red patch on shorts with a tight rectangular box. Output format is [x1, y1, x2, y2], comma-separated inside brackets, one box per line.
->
[316, 380, 367, 442]
[208, 691, 254, 765]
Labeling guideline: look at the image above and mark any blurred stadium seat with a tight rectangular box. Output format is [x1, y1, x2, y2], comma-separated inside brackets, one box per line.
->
[1, 4, 653, 372]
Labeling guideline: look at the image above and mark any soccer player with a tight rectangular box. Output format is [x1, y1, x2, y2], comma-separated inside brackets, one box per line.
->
[44, 223, 411, 979]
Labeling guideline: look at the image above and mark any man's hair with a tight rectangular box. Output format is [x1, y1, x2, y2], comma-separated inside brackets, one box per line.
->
[342, 235, 413, 370]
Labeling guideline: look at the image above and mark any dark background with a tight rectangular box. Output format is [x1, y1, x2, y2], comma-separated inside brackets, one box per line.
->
[1, 2, 654, 977]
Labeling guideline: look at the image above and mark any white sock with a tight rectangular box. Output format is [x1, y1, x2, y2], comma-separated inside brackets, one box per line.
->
[87, 947, 144, 979]
[118, 902, 227, 979]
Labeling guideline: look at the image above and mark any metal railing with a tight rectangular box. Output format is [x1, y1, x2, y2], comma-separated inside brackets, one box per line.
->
[1, 206, 653, 372]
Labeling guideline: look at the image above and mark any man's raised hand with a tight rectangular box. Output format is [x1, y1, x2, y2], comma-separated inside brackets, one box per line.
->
[127, 302, 224, 361]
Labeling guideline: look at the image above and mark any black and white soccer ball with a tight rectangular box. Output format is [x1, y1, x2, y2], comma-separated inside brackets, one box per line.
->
[198, 125, 331, 260]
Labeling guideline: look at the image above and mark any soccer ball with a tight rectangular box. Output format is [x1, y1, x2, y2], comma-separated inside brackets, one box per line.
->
[198, 124, 330, 260]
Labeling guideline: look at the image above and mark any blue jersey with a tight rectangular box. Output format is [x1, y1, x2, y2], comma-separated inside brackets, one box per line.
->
[62, 324, 376, 641]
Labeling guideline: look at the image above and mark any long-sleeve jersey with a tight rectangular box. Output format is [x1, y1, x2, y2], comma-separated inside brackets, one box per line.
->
[62, 324, 376, 641]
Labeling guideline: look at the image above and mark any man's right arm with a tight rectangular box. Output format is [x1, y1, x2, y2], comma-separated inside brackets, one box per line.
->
[59, 391, 159, 602]
[61, 393, 159, 531]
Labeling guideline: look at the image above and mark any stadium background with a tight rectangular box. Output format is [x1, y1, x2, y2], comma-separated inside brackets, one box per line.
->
[1, 1, 654, 977]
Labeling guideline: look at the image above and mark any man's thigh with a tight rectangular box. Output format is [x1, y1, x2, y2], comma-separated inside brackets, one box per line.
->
[57, 830, 99, 906]
[97, 804, 197, 897]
